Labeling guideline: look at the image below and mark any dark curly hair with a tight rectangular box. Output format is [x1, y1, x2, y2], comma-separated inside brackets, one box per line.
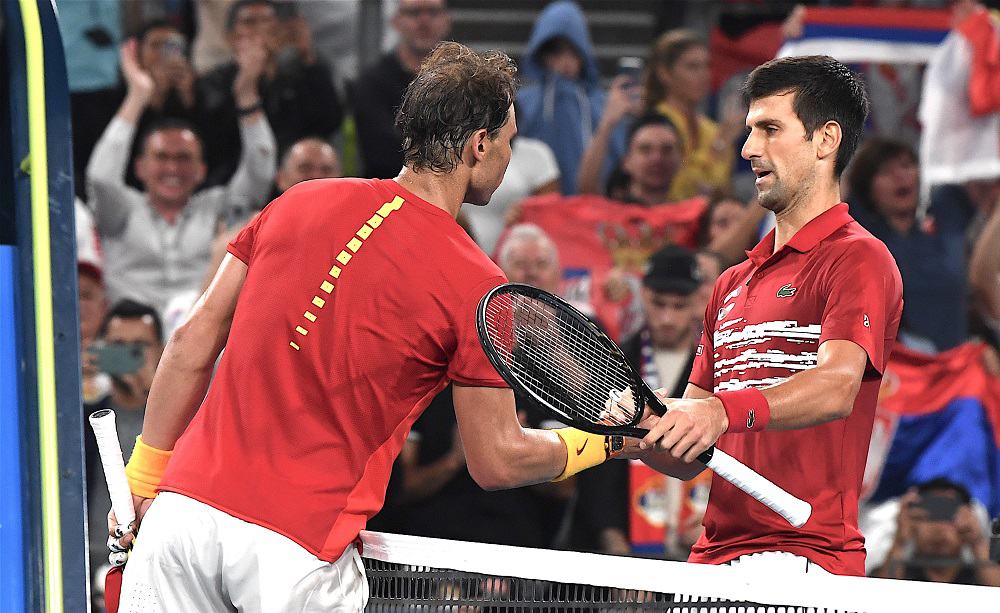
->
[395, 42, 517, 173]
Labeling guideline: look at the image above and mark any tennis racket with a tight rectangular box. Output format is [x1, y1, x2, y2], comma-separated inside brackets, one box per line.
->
[88, 409, 134, 613]
[476, 283, 812, 528]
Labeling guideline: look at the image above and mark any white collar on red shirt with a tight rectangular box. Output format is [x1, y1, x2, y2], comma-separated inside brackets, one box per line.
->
[746, 203, 855, 267]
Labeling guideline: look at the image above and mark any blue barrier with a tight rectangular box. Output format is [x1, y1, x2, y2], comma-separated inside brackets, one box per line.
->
[0, 245, 25, 613]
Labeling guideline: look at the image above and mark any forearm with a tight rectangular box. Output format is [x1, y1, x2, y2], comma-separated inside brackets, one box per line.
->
[483, 427, 567, 490]
[87, 116, 135, 188]
[226, 115, 277, 209]
[140, 312, 229, 450]
[757, 365, 859, 430]
[116, 90, 150, 126]
[577, 120, 617, 195]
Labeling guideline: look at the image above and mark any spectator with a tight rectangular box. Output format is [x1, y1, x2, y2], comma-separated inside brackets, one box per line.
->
[580, 30, 741, 201]
[162, 136, 342, 340]
[571, 245, 703, 556]
[640, 30, 740, 199]
[497, 224, 563, 294]
[874, 479, 1000, 586]
[274, 136, 341, 196]
[970, 192, 1000, 348]
[919, 1, 1000, 200]
[77, 197, 111, 410]
[701, 192, 748, 246]
[87, 41, 276, 317]
[197, 0, 343, 186]
[464, 129, 560, 255]
[845, 138, 973, 351]
[599, 114, 683, 206]
[123, 21, 202, 189]
[517, 1, 605, 194]
[349, 0, 451, 179]
[83, 300, 165, 608]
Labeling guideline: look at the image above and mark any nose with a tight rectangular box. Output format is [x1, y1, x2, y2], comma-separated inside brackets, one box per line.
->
[741, 130, 760, 162]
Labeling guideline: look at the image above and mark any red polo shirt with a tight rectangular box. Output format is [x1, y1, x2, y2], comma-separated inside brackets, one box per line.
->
[159, 178, 508, 562]
[688, 203, 903, 575]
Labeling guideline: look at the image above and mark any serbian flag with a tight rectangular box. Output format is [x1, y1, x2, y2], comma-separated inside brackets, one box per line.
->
[500, 194, 706, 341]
[778, 7, 951, 65]
[629, 461, 712, 556]
[862, 342, 1000, 516]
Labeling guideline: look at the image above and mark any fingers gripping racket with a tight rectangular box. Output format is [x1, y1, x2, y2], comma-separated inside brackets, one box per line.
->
[89, 409, 134, 613]
[477, 283, 812, 528]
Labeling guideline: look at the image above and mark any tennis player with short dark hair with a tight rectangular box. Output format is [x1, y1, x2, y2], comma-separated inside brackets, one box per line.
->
[636, 56, 903, 576]
[112, 42, 619, 612]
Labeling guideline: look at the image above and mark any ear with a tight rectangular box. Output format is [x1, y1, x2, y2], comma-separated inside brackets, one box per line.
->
[134, 156, 148, 183]
[469, 128, 489, 163]
[815, 120, 842, 165]
[194, 160, 207, 186]
[654, 64, 672, 87]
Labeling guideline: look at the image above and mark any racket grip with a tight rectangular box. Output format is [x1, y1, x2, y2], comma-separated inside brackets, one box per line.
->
[88, 409, 137, 532]
[702, 447, 812, 528]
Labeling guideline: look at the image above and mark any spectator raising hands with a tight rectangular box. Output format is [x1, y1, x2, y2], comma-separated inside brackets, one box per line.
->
[577, 75, 643, 196]
[197, 0, 343, 186]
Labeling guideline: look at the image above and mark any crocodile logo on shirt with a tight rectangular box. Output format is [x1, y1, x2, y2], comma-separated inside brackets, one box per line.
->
[776, 283, 797, 298]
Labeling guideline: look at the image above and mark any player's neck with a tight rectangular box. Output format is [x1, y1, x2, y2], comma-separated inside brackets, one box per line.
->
[772, 181, 841, 252]
[394, 167, 465, 218]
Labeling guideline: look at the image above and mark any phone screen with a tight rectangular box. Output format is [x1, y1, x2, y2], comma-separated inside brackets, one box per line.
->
[92, 342, 145, 376]
[915, 494, 963, 522]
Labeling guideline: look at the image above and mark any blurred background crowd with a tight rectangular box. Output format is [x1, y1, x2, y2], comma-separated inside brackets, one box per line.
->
[64, 0, 1000, 607]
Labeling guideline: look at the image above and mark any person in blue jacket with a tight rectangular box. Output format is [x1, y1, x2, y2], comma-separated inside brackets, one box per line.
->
[517, 1, 605, 195]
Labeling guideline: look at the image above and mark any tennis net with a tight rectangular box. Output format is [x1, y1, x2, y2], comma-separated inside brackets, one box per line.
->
[359, 531, 995, 613]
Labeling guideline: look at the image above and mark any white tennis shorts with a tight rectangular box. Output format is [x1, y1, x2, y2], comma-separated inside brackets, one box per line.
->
[117, 492, 368, 613]
[676, 551, 833, 612]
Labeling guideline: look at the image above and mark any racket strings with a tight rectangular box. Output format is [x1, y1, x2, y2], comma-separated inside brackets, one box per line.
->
[484, 294, 639, 427]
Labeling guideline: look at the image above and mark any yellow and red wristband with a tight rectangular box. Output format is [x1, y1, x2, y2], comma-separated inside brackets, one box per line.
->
[716, 388, 770, 433]
[551, 427, 623, 482]
[124, 435, 173, 499]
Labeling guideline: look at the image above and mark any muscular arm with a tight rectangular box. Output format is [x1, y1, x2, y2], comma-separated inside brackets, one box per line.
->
[140, 254, 245, 449]
[452, 385, 568, 490]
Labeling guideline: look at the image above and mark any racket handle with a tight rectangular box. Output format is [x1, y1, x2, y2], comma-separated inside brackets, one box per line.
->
[88, 409, 137, 532]
[701, 447, 812, 528]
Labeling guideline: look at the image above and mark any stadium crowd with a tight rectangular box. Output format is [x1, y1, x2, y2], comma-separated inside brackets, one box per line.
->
[65, 0, 1000, 607]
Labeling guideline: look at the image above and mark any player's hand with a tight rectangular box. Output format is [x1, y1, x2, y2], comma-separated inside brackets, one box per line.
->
[638, 395, 727, 463]
[107, 494, 154, 555]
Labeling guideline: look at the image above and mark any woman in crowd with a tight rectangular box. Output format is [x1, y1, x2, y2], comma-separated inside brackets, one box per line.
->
[845, 138, 973, 351]
[578, 30, 741, 202]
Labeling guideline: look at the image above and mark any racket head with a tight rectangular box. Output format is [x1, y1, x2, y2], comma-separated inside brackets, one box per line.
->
[477, 283, 655, 437]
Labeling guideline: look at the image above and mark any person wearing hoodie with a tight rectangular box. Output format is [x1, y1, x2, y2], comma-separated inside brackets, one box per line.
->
[517, 1, 605, 195]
